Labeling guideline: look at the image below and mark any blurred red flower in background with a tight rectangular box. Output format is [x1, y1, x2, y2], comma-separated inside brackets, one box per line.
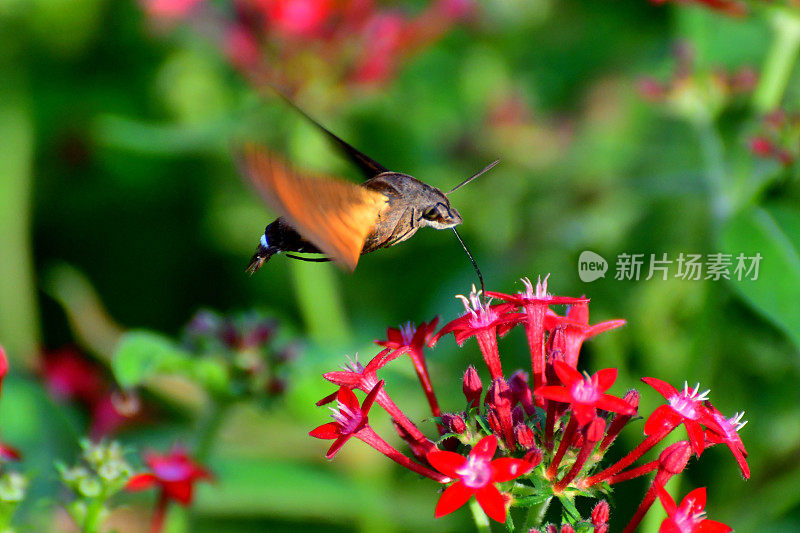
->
[40, 346, 141, 439]
[141, 0, 476, 94]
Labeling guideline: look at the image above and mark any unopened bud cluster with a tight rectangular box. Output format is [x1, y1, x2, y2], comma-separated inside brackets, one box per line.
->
[183, 310, 299, 401]
[56, 440, 132, 532]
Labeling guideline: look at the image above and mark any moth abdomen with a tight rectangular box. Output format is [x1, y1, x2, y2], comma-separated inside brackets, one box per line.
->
[246, 219, 324, 274]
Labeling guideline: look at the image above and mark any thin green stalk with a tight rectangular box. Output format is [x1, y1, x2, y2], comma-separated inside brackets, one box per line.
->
[754, 9, 800, 112]
[0, 83, 39, 368]
[83, 495, 107, 533]
[469, 498, 491, 533]
[289, 261, 350, 344]
[194, 401, 229, 463]
[696, 122, 730, 225]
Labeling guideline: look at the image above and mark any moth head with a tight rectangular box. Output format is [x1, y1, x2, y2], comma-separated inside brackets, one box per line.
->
[419, 194, 462, 230]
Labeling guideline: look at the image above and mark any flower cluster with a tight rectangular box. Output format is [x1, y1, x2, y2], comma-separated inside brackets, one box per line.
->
[56, 440, 133, 532]
[637, 42, 756, 122]
[141, 0, 475, 92]
[310, 276, 748, 530]
[749, 109, 800, 166]
[182, 309, 299, 401]
[0, 470, 26, 531]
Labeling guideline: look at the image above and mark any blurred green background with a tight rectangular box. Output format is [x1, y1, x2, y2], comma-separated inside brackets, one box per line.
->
[1, 0, 799, 531]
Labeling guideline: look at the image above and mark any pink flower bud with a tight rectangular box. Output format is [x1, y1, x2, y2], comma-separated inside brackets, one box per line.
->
[658, 440, 693, 474]
[509, 370, 535, 415]
[750, 137, 774, 157]
[524, 447, 543, 467]
[622, 389, 640, 411]
[441, 413, 467, 434]
[485, 378, 512, 410]
[514, 423, 535, 449]
[637, 77, 667, 101]
[586, 416, 606, 443]
[486, 408, 502, 436]
[591, 500, 610, 526]
[463, 366, 483, 408]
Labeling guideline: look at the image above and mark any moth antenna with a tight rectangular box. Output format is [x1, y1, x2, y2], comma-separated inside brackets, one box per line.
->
[452, 228, 486, 301]
[447, 160, 500, 195]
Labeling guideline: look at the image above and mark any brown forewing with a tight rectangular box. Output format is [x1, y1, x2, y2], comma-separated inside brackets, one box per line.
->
[242, 144, 388, 270]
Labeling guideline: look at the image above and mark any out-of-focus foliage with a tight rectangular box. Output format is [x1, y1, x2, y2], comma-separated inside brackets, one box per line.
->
[0, 0, 799, 531]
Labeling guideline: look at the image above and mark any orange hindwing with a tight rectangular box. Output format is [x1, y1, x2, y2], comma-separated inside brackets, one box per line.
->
[242, 144, 388, 271]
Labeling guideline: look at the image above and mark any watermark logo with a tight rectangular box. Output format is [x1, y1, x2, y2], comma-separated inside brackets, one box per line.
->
[578, 251, 608, 282]
[577, 252, 762, 282]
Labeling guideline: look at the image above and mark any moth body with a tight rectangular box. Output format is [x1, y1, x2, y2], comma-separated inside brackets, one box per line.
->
[239, 94, 488, 274]
[246, 172, 463, 273]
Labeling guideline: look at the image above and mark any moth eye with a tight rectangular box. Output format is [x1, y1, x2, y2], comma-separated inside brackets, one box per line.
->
[422, 207, 439, 221]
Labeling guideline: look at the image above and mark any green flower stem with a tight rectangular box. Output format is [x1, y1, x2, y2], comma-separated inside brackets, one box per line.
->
[0, 82, 39, 367]
[289, 261, 351, 344]
[83, 496, 107, 533]
[0, 501, 14, 531]
[151, 492, 169, 533]
[754, 9, 800, 113]
[194, 401, 230, 464]
[696, 121, 730, 225]
[469, 498, 491, 533]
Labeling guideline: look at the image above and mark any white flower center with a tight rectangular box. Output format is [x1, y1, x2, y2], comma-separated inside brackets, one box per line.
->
[456, 454, 493, 489]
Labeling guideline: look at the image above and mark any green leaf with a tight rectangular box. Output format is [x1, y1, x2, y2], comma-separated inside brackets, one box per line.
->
[513, 493, 553, 508]
[504, 510, 515, 532]
[719, 206, 800, 350]
[476, 415, 492, 435]
[557, 494, 580, 522]
[191, 358, 229, 395]
[112, 331, 191, 388]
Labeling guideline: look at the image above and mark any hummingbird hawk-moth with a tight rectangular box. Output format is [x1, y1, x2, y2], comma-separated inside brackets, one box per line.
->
[239, 97, 498, 274]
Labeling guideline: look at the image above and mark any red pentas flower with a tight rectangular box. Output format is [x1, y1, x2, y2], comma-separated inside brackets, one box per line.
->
[657, 486, 732, 533]
[310, 382, 381, 459]
[257, 0, 334, 37]
[427, 435, 532, 522]
[376, 318, 442, 423]
[321, 352, 432, 450]
[544, 301, 626, 367]
[126, 447, 212, 505]
[642, 378, 720, 454]
[352, 11, 407, 84]
[434, 285, 519, 346]
[309, 276, 749, 531]
[41, 346, 106, 404]
[703, 405, 749, 479]
[535, 361, 635, 426]
[142, 0, 204, 19]
[127, 446, 212, 533]
[311, 382, 447, 480]
[377, 318, 439, 356]
[431, 285, 520, 379]
[40, 346, 139, 439]
[487, 276, 588, 391]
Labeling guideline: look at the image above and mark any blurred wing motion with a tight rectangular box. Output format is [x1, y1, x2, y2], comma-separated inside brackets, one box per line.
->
[241, 144, 388, 271]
